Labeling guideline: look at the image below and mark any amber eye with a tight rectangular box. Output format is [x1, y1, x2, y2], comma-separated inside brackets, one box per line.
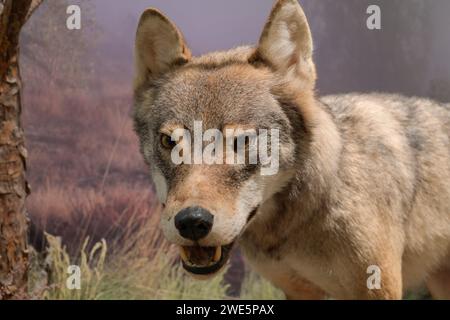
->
[160, 134, 176, 150]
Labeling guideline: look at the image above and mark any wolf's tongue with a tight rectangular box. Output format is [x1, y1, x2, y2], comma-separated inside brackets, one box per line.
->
[190, 246, 212, 264]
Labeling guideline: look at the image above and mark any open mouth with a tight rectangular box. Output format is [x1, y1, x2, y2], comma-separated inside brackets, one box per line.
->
[179, 242, 234, 275]
[178, 207, 258, 275]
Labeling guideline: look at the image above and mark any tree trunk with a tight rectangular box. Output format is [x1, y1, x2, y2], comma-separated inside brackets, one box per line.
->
[0, 0, 41, 300]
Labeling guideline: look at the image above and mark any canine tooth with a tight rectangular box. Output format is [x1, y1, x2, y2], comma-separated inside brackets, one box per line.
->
[213, 246, 221, 262]
[179, 246, 188, 262]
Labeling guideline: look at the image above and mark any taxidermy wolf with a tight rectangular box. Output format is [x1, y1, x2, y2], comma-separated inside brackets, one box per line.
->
[132, 0, 450, 299]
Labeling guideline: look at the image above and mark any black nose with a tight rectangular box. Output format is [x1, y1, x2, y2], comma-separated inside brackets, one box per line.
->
[174, 206, 214, 241]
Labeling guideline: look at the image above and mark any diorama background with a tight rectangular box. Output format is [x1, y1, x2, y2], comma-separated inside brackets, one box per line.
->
[20, 0, 450, 299]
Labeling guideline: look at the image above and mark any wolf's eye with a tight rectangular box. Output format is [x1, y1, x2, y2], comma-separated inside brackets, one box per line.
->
[160, 134, 176, 150]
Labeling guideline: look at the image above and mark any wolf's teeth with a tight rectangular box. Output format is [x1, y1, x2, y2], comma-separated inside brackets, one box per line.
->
[179, 246, 189, 262]
[213, 246, 222, 262]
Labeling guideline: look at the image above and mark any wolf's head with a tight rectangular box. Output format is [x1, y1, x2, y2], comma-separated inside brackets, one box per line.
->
[133, 0, 317, 277]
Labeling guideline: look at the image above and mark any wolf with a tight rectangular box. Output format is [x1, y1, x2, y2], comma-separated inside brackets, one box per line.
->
[132, 0, 450, 299]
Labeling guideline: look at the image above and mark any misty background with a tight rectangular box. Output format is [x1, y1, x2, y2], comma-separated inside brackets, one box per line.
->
[22, 0, 450, 99]
[18, 0, 449, 298]
[96, 0, 450, 98]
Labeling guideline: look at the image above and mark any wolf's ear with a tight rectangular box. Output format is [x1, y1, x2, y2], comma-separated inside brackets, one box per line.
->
[252, 0, 316, 86]
[134, 8, 191, 89]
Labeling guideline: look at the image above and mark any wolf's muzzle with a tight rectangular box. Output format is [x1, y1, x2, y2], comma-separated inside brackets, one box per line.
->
[174, 206, 214, 241]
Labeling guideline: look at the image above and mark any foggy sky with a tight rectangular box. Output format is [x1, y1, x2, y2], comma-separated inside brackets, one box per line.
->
[29, 0, 450, 98]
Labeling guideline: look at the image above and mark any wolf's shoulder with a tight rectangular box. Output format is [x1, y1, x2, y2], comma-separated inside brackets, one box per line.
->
[318, 93, 450, 162]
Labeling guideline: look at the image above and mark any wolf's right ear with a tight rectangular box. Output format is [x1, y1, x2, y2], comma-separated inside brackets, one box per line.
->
[134, 8, 191, 89]
[251, 0, 316, 87]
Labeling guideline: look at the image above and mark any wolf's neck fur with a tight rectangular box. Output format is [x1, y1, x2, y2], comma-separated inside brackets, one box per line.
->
[241, 98, 342, 258]
[275, 98, 342, 222]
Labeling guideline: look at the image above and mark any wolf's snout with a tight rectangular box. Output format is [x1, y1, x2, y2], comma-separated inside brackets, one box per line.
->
[174, 207, 214, 241]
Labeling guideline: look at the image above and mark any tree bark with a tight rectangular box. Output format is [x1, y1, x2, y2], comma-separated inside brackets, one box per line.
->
[0, 0, 40, 300]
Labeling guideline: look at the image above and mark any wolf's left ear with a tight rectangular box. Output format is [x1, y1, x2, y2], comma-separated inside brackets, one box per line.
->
[134, 8, 191, 89]
[252, 0, 316, 87]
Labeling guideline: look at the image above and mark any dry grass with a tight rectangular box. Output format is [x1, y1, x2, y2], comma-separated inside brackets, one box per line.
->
[39, 233, 107, 300]
[28, 208, 283, 300]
